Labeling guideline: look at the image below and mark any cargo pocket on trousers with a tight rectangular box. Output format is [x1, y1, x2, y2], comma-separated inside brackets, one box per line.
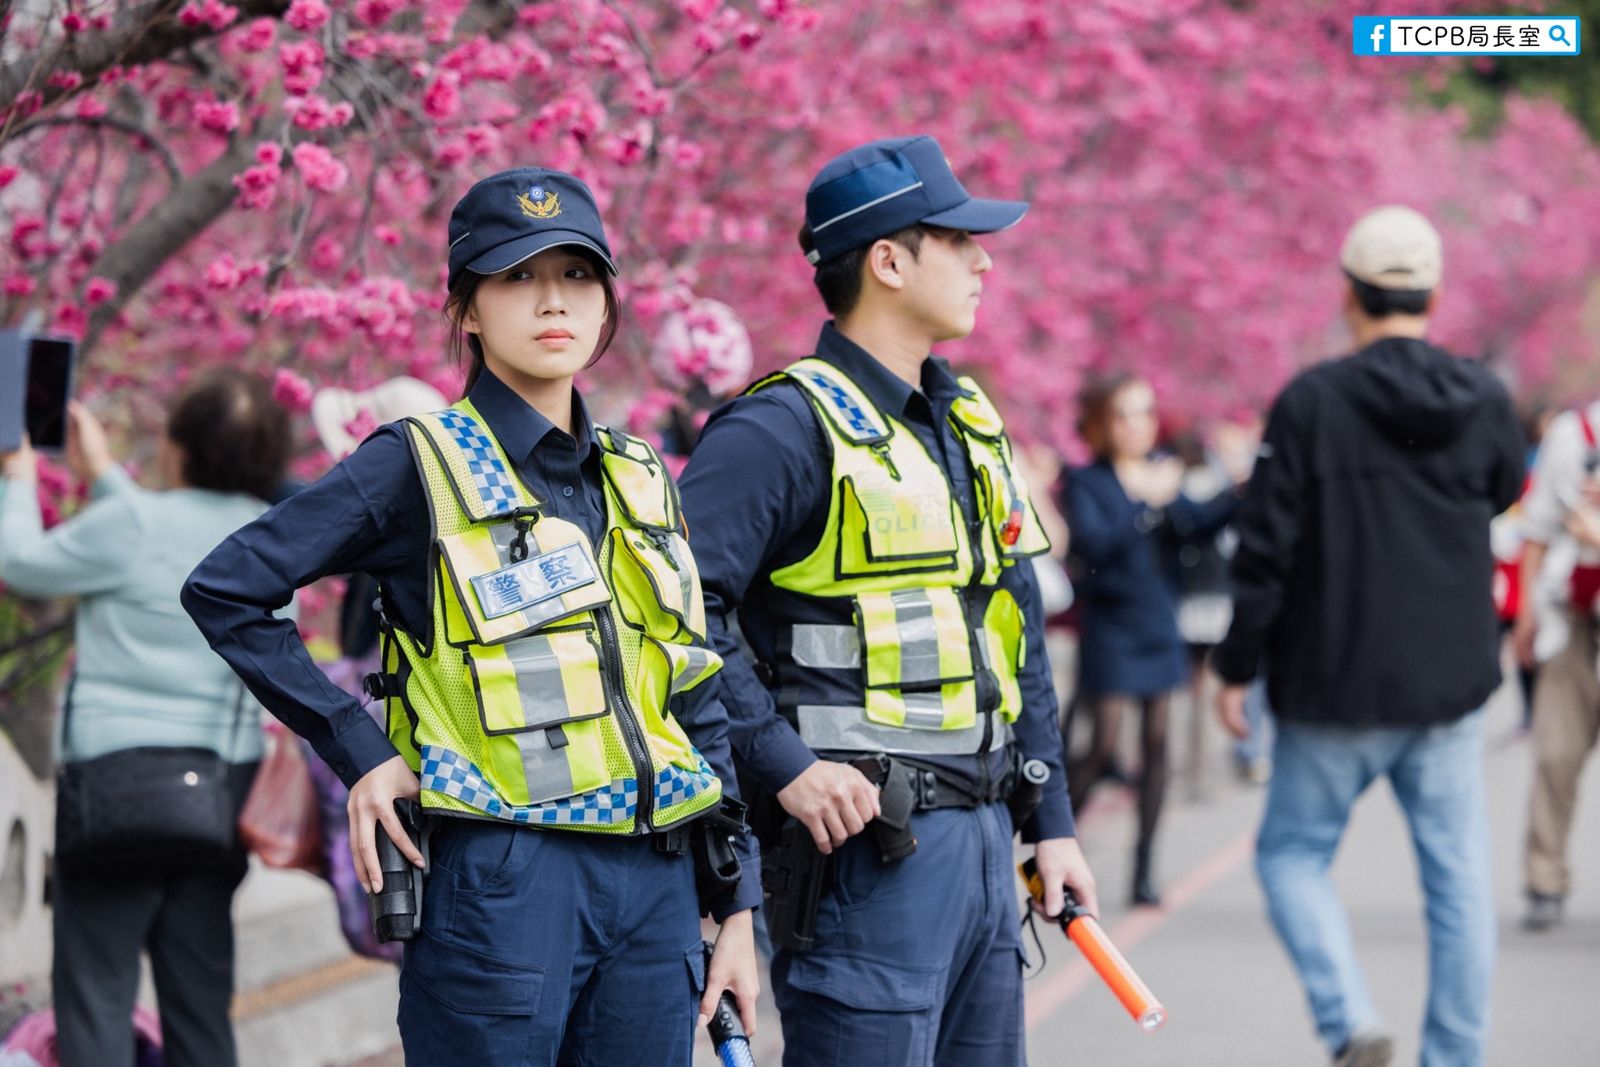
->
[783, 950, 940, 1013]
[399, 932, 544, 1062]
[406, 931, 544, 1017]
[685, 942, 707, 996]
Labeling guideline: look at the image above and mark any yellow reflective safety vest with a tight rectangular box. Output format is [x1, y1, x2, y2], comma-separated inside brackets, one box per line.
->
[748, 358, 1051, 758]
[377, 400, 723, 832]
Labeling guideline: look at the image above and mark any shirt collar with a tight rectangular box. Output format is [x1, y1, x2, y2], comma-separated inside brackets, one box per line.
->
[813, 321, 967, 422]
[466, 368, 597, 469]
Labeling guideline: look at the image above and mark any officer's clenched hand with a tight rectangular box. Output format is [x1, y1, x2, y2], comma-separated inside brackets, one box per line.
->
[776, 759, 881, 854]
[700, 909, 760, 1037]
[348, 754, 424, 892]
[1033, 837, 1099, 920]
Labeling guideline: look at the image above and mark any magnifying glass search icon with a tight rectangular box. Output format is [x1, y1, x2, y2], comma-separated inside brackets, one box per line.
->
[1551, 25, 1572, 46]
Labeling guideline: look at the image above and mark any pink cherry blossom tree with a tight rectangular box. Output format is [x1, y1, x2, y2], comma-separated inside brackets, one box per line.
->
[3, 0, 1597, 460]
[3, 1, 1599, 748]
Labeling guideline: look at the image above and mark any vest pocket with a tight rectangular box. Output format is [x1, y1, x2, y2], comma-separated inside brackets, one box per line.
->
[600, 445, 677, 530]
[466, 626, 611, 806]
[438, 521, 613, 646]
[638, 636, 723, 704]
[854, 587, 980, 731]
[608, 528, 704, 641]
[973, 455, 1050, 564]
[979, 589, 1026, 725]
[839, 473, 963, 577]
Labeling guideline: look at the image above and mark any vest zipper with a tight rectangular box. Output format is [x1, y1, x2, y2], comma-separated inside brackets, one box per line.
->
[594, 604, 656, 831]
[962, 433, 996, 797]
[965, 583, 996, 799]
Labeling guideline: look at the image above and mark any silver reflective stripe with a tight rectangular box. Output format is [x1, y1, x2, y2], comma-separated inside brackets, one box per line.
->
[891, 589, 942, 686]
[795, 704, 1012, 755]
[504, 633, 578, 804]
[974, 627, 993, 668]
[667, 534, 693, 612]
[512, 724, 576, 805]
[791, 625, 861, 669]
[505, 635, 568, 724]
[811, 181, 925, 233]
[900, 689, 947, 730]
[488, 522, 517, 563]
[669, 645, 718, 696]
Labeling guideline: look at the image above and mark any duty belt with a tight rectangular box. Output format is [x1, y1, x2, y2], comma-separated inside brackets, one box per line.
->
[845, 753, 1015, 811]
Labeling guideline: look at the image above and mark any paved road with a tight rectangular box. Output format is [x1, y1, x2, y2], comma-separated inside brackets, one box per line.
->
[1023, 683, 1600, 1067]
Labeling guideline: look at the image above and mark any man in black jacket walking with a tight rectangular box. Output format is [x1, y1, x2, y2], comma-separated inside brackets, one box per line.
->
[1212, 206, 1524, 1067]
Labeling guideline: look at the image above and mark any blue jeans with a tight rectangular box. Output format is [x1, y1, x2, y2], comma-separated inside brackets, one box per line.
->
[1235, 676, 1275, 769]
[1256, 712, 1494, 1067]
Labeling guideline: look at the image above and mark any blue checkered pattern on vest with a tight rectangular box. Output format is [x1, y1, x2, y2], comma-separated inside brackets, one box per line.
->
[653, 755, 717, 809]
[435, 408, 523, 517]
[420, 745, 638, 825]
[799, 369, 885, 441]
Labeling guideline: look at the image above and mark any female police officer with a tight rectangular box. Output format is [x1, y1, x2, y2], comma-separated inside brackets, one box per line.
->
[184, 167, 758, 1064]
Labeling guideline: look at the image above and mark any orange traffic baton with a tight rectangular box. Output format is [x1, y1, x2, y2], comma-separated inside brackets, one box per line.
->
[1018, 857, 1167, 1032]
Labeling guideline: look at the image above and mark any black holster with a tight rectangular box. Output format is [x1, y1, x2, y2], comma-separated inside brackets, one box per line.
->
[690, 797, 748, 918]
[760, 817, 834, 952]
[846, 754, 919, 862]
[370, 798, 433, 943]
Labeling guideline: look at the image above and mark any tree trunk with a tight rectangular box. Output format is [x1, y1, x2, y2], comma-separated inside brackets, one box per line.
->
[82, 132, 262, 352]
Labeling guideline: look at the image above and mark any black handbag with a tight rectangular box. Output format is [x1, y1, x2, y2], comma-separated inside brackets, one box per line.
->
[55, 678, 250, 872]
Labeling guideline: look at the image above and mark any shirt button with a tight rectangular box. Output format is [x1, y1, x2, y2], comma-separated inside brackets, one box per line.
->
[562, 485, 575, 497]
[334, 762, 349, 778]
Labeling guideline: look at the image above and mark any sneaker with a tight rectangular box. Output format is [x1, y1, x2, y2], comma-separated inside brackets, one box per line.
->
[1523, 892, 1564, 932]
[1333, 1031, 1394, 1067]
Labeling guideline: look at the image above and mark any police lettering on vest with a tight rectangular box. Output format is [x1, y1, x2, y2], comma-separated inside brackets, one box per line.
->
[375, 400, 723, 832]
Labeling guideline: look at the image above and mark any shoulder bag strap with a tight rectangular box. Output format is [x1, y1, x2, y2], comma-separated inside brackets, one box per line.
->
[223, 680, 251, 764]
[59, 670, 79, 765]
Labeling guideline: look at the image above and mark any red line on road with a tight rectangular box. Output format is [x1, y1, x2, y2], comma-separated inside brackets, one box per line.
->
[1023, 829, 1256, 1031]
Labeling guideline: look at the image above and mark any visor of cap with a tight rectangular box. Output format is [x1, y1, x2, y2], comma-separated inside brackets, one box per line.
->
[921, 196, 1029, 235]
[466, 229, 618, 278]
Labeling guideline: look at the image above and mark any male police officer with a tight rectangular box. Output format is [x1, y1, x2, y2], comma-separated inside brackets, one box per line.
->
[680, 136, 1096, 1064]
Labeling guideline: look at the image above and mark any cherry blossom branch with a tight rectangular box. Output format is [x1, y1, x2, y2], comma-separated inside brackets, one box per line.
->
[0, 0, 291, 122]
[5, 113, 183, 182]
[82, 129, 261, 348]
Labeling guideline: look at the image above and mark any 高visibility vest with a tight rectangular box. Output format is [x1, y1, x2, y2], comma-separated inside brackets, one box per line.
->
[378, 401, 723, 832]
[748, 358, 1051, 757]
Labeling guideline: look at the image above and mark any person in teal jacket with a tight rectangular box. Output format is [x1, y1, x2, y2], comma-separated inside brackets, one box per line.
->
[0, 371, 289, 1067]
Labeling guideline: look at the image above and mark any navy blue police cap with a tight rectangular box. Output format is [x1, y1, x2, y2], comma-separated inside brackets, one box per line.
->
[803, 135, 1029, 265]
[447, 167, 617, 291]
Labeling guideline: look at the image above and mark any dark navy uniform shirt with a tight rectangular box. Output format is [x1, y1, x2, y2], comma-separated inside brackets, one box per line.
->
[678, 323, 1076, 841]
[183, 369, 760, 915]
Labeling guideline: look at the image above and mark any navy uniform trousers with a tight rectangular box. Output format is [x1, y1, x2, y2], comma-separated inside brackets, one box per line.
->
[771, 801, 1025, 1066]
[398, 818, 704, 1066]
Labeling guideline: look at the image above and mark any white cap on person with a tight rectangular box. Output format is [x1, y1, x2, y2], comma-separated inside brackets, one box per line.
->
[1339, 206, 1442, 292]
